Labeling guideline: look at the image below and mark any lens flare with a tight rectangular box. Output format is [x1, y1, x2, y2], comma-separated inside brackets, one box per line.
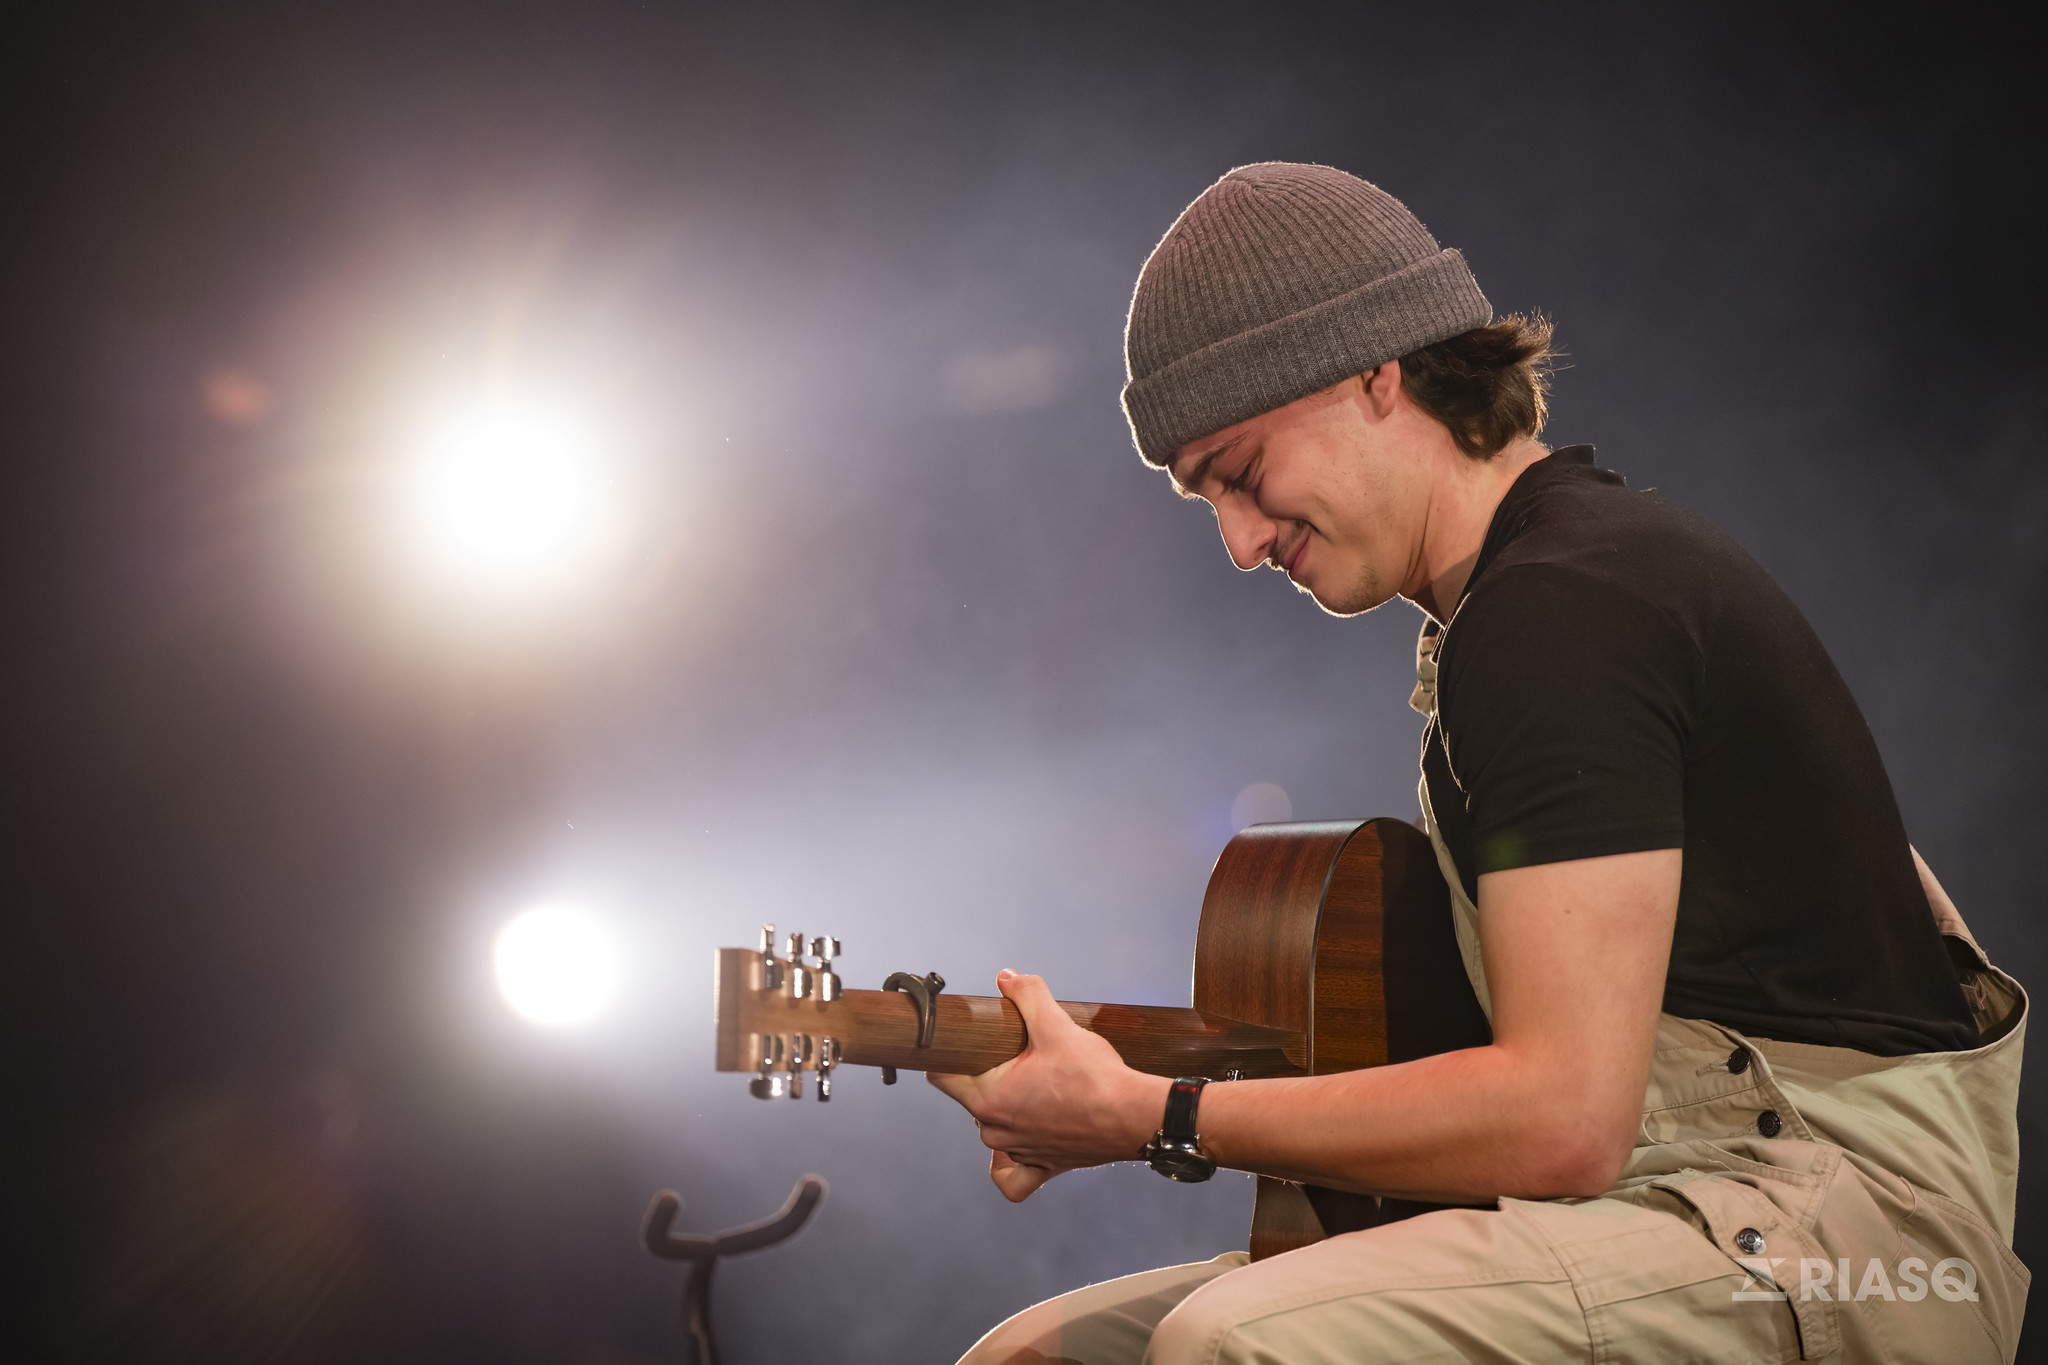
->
[1230, 781, 1292, 831]
[493, 906, 619, 1026]
[405, 400, 610, 586]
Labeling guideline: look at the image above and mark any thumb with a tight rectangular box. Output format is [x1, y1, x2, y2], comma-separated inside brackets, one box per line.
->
[996, 969, 1068, 1039]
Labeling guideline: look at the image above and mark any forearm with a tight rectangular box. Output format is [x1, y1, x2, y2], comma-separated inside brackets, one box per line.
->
[1102, 1042, 1636, 1203]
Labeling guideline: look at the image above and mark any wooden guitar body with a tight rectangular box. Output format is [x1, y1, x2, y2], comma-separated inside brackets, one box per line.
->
[1191, 818, 1453, 1257]
[713, 816, 1473, 1260]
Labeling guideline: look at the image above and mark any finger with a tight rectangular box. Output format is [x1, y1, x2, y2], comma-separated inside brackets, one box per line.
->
[989, 1150, 1057, 1203]
[989, 1148, 1056, 1178]
[927, 1053, 1015, 1109]
[925, 1070, 980, 1106]
[974, 1121, 1026, 1152]
[996, 969, 1071, 1038]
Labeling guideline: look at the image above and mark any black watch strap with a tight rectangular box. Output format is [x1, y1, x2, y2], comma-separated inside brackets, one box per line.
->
[1162, 1076, 1208, 1143]
[1144, 1076, 1216, 1181]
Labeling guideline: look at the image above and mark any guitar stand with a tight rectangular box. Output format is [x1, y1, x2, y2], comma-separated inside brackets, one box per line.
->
[878, 970, 945, 1083]
[642, 1175, 827, 1365]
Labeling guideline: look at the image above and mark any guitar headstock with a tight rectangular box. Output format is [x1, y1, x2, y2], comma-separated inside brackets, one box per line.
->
[714, 925, 849, 1101]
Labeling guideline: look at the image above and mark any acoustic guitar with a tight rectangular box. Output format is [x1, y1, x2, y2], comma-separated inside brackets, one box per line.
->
[711, 816, 1489, 1260]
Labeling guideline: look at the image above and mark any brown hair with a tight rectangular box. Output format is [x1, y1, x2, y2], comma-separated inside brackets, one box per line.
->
[1397, 314, 1556, 459]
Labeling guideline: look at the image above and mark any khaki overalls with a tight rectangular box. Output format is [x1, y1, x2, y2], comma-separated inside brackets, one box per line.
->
[960, 632, 2027, 1365]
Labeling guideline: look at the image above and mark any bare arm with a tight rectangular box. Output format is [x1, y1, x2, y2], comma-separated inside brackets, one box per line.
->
[930, 848, 1679, 1203]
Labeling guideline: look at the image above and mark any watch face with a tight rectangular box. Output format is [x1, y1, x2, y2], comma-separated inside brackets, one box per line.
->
[1147, 1141, 1217, 1183]
[1158, 1151, 1217, 1182]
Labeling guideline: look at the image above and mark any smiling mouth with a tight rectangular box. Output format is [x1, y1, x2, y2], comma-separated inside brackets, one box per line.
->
[1277, 528, 1309, 578]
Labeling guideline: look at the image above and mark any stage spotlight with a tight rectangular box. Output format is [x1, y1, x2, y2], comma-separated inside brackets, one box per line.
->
[404, 399, 611, 588]
[494, 905, 619, 1026]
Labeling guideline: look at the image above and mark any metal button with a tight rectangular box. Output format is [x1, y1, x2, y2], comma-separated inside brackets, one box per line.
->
[1757, 1109, 1782, 1138]
[1727, 1047, 1750, 1075]
[1734, 1227, 1766, 1255]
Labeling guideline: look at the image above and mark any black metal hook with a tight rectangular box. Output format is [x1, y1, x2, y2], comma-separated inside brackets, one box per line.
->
[879, 970, 944, 1084]
[642, 1175, 826, 1365]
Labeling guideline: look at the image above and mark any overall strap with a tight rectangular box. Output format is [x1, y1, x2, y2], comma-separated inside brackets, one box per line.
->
[1412, 618, 1492, 1019]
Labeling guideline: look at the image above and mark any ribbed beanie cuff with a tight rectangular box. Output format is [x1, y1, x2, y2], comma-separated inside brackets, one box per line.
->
[1122, 163, 1491, 465]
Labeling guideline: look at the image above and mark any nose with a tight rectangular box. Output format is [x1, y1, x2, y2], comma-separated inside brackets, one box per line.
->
[1215, 498, 1277, 572]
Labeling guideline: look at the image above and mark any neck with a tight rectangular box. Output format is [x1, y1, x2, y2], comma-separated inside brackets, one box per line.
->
[1410, 436, 1550, 622]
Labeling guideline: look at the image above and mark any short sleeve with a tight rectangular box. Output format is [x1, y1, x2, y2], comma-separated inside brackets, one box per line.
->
[1437, 564, 1698, 875]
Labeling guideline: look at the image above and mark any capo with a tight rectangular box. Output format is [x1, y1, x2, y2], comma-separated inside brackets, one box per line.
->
[880, 970, 945, 1083]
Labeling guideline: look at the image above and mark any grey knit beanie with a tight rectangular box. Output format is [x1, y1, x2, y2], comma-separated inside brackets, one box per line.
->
[1121, 162, 1491, 465]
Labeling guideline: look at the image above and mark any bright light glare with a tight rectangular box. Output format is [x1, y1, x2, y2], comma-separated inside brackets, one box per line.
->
[405, 400, 610, 586]
[494, 906, 619, 1026]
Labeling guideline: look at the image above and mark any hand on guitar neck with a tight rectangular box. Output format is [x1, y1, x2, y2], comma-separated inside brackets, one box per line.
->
[925, 969, 1174, 1202]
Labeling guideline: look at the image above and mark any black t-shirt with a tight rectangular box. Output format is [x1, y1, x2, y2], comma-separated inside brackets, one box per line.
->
[1422, 446, 1978, 1055]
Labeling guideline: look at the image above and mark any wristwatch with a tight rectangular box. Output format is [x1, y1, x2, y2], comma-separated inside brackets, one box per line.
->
[1143, 1076, 1216, 1182]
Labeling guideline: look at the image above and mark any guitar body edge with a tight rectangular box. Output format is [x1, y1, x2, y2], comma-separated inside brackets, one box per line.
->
[1192, 817, 1444, 1260]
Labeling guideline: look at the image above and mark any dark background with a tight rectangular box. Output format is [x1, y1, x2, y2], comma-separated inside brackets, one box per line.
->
[3, 4, 2042, 1362]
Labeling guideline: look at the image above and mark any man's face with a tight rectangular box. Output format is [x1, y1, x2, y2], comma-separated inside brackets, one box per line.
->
[1167, 370, 1423, 617]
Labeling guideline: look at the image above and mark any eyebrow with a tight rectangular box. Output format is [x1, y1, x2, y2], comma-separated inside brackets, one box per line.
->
[1169, 432, 1247, 498]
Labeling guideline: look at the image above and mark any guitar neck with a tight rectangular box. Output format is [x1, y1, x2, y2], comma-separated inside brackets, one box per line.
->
[714, 947, 1305, 1079]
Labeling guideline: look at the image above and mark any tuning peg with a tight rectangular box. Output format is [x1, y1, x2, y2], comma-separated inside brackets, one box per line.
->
[816, 1036, 839, 1101]
[785, 931, 813, 1000]
[758, 923, 785, 992]
[811, 936, 841, 1002]
[749, 1032, 788, 1100]
[786, 1032, 812, 1100]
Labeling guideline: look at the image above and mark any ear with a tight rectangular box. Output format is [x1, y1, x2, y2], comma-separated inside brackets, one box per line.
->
[1356, 360, 1404, 421]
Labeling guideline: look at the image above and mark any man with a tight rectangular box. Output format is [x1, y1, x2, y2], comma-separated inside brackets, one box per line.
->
[930, 163, 2027, 1363]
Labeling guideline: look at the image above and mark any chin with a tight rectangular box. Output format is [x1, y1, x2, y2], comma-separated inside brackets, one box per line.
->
[1302, 573, 1387, 619]
[1300, 583, 1359, 616]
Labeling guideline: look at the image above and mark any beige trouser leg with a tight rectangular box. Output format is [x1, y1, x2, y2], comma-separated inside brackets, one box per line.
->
[958, 1252, 1248, 1365]
[1148, 1200, 1801, 1365]
[961, 1200, 1798, 1365]
[963, 1167, 2022, 1365]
